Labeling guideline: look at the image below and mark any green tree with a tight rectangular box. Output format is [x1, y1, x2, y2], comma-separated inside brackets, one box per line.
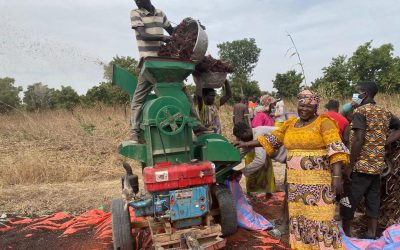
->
[0, 77, 22, 113]
[103, 55, 139, 81]
[23, 83, 55, 111]
[272, 70, 303, 98]
[85, 55, 138, 106]
[84, 82, 130, 106]
[51, 86, 80, 111]
[217, 38, 261, 97]
[311, 55, 353, 98]
[349, 41, 400, 92]
[230, 76, 261, 103]
[218, 38, 261, 78]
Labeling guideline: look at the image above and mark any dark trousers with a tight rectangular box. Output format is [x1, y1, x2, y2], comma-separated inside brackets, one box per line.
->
[340, 172, 381, 220]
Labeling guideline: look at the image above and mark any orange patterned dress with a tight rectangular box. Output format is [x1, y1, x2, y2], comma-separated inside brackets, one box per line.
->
[258, 115, 349, 250]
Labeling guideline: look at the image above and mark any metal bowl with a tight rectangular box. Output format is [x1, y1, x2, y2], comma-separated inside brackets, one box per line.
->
[186, 19, 208, 63]
[193, 72, 227, 95]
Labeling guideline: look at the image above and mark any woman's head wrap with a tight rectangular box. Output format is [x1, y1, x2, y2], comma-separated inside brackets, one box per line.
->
[260, 95, 276, 107]
[297, 89, 320, 106]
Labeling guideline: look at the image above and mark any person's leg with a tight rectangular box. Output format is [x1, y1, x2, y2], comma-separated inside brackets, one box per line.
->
[284, 170, 289, 225]
[182, 87, 209, 135]
[365, 175, 381, 238]
[341, 173, 370, 236]
[277, 170, 288, 234]
[265, 159, 275, 200]
[182, 87, 201, 121]
[130, 74, 153, 141]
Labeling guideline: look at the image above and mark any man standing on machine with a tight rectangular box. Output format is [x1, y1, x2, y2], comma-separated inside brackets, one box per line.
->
[129, 0, 173, 143]
[129, 0, 205, 143]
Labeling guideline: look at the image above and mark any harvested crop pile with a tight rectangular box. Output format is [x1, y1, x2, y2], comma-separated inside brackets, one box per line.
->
[380, 142, 400, 227]
[158, 19, 197, 60]
[195, 55, 233, 73]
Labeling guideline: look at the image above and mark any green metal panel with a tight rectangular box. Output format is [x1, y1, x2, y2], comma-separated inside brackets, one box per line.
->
[194, 134, 240, 183]
[142, 96, 189, 126]
[154, 83, 190, 115]
[145, 125, 193, 166]
[112, 65, 138, 97]
[119, 142, 147, 163]
[200, 139, 240, 162]
[195, 133, 228, 144]
[141, 59, 194, 83]
[143, 96, 193, 166]
[194, 134, 240, 162]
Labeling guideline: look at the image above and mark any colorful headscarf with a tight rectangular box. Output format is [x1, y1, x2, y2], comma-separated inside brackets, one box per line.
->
[260, 95, 276, 107]
[297, 89, 320, 106]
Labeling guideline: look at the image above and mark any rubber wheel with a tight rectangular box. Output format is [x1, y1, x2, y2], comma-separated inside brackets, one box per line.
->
[211, 185, 238, 236]
[112, 198, 134, 250]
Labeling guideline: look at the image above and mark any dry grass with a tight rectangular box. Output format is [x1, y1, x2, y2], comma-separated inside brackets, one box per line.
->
[1, 94, 399, 215]
[0, 106, 138, 187]
[0, 106, 141, 215]
[0, 180, 120, 215]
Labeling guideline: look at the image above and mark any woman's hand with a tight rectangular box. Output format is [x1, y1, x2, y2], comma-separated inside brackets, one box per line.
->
[343, 166, 352, 183]
[332, 176, 343, 194]
[331, 162, 343, 194]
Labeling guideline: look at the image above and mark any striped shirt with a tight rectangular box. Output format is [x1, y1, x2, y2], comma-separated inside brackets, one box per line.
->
[130, 8, 171, 59]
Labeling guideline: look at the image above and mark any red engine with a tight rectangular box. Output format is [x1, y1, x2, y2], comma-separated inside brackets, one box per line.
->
[143, 161, 216, 192]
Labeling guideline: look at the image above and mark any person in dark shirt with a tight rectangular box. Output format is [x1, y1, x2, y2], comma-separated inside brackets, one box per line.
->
[341, 81, 400, 239]
[233, 97, 250, 126]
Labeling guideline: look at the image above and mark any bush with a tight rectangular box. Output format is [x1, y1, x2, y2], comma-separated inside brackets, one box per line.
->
[0, 77, 22, 113]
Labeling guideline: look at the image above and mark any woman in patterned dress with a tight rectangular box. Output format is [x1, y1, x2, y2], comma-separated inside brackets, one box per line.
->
[235, 89, 349, 250]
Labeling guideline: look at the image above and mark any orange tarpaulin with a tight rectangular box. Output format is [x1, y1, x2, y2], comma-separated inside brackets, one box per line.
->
[1, 193, 289, 249]
[0, 208, 149, 248]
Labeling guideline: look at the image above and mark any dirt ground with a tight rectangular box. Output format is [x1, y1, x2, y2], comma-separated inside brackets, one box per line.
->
[0, 226, 107, 250]
[0, 194, 289, 250]
[0, 165, 290, 250]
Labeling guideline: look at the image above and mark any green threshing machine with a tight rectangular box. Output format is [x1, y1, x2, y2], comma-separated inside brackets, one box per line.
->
[111, 24, 241, 250]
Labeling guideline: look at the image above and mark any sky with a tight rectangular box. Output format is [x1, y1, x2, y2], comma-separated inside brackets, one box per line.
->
[1, 0, 400, 95]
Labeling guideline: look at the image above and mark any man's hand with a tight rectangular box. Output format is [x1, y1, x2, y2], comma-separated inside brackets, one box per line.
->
[233, 141, 247, 149]
[162, 35, 171, 43]
[234, 140, 262, 149]
[332, 176, 343, 194]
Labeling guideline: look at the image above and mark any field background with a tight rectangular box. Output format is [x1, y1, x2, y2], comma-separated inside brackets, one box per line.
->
[1, 95, 399, 215]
